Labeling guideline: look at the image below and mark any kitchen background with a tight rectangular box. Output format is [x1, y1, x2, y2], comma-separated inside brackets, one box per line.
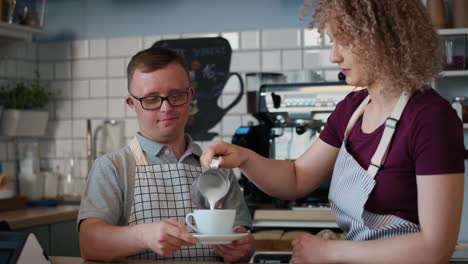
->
[0, 0, 467, 240]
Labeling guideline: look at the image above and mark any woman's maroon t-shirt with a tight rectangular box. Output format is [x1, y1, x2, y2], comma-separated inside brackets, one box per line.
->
[319, 88, 465, 224]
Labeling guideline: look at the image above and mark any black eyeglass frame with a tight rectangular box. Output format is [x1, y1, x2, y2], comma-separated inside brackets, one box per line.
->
[130, 88, 191, 110]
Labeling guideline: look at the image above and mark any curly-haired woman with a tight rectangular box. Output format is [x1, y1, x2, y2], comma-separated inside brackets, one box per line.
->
[201, 0, 464, 263]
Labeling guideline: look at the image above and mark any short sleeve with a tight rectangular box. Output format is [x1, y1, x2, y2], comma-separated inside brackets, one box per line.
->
[412, 102, 465, 175]
[319, 90, 367, 148]
[77, 156, 124, 231]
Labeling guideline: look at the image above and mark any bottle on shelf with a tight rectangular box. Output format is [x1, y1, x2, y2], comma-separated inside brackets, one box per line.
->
[452, 0, 468, 28]
[452, 97, 468, 123]
[0, 161, 8, 191]
[426, 0, 448, 29]
[19, 142, 43, 200]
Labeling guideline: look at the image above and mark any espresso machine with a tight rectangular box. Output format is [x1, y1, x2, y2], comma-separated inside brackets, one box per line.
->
[232, 82, 353, 211]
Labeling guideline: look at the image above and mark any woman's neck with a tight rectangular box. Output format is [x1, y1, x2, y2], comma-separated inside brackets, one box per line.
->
[366, 81, 399, 113]
[361, 81, 400, 133]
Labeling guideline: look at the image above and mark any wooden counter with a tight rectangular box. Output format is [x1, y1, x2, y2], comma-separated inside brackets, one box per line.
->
[50, 256, 226, 264]
[0, 205, 79, 229]
[253, 208, 338, 228]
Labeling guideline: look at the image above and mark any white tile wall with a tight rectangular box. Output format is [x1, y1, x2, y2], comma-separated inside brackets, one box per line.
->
[72, 99, 107, 118]
[262, 28, 301, 49]
[5, 60, 17, 78]
[304, 28, 322, 47]
[143, 35, 162, 49]
[221, 32, 239, 50]
[55, 61, 72, 80]
[282, 49, 302, 70]
[240, 30, 260, 50]
[108, 98, 126, 118]
[72, 139, 87, 159]
[125, 104, 136, 118]
[72, 59, 106, 78]
[222, 115, 242, 136]
[55, 139, 73, 158]
[262, 51, 281, 71]
[17, 61, 36, 80]
[72, 40, 89, 59]
[89, 79, 107, 97]
[162, 34, 181, 40]
[38, 42, 71, 61]
[124, 118, 139, 137]
[107, 78, 128, 97]
[49, 81, 71, 99]
[55, 100, 72, 120]
[108, 37, 143, 57]
[231, 51, 261, 72]
[0, 43, 19, 58]
[72, 80, 89, 99]
[1, 26, 341, 195]
[49, 120, 73, 139]
[180, 32, 219, 39]
[107, 58, 125, 77]
[89, 39, 107, 58]
[303, 49, 336, 69]
[38, 62, 54, 80]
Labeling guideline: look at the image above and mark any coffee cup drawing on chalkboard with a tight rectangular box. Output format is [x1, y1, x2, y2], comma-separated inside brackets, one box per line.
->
[153, 37, 244, 141]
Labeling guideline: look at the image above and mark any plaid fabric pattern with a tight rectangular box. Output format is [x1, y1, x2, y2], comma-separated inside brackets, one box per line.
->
[128, 163, 220, 261]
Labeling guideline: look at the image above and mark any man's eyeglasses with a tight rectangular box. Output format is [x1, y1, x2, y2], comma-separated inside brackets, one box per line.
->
[130, 88, 191, 110]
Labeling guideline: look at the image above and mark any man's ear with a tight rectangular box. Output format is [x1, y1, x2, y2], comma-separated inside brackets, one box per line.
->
[189, 87, 195, 102]
[125, 95, 136, 111]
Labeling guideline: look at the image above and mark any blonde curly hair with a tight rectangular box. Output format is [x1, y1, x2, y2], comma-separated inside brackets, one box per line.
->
[309, 0, 442, 95]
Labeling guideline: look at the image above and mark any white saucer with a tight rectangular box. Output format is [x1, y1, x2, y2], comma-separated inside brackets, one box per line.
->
[193, 233, 248, 244]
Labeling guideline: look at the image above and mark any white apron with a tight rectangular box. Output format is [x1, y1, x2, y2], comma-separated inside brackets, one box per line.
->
[127, 138, 219, 261]
[329, 92, 421, 240]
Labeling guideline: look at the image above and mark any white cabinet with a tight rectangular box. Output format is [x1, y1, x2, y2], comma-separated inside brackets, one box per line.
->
[0, 21, 45, 43]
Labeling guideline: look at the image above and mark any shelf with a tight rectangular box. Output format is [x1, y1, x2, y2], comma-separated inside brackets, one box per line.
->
[0, 21, 45, 43]
[438, 28, 468, 35]
[440, 71, 468, 77]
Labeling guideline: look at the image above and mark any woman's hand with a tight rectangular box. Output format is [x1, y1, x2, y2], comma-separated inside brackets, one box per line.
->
[213, 226, 255, 263]
[200, 141, 250, 169]
[291, 233, 332, 264]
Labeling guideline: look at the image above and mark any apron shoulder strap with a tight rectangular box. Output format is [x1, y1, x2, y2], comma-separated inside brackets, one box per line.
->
[367, 92, 411, 178]
[129, 137, 149, 166]
[344, 95, 371, 140]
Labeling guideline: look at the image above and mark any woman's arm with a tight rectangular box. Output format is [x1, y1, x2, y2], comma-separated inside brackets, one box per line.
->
[201, 138, 340, 201]
[293, 173, 464, 263]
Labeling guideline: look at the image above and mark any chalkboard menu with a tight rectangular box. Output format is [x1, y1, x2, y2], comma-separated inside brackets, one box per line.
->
[153, 37, 244, 141]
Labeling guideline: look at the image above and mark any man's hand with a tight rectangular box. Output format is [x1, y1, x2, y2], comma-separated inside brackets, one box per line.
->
[137, 219, 197, 256]
[213, 226, 255, 263]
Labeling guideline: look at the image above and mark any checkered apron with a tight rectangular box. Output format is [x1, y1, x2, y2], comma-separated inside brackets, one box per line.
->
[329, 92, 420, 240]
[127, 138, 219, 261]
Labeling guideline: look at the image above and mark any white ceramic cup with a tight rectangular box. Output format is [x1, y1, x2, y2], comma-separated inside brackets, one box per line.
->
[185, 209, 236, 234]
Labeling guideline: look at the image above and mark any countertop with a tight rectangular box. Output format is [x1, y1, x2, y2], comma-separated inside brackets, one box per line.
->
[0, 204, 80, 229]
[253, 208, 338, 228]
[49, 256, 226, 264]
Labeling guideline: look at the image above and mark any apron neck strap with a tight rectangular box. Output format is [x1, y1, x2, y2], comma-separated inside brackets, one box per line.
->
[367, 92, 410, 177]
[343, 92, 411, 178]
[344, 95, 371, 140]
[129, 137, 149, 166]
